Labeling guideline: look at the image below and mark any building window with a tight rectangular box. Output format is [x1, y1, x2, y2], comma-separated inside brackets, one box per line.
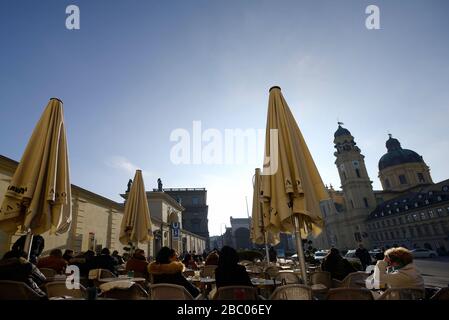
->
[402, 228, 407, 237]
[342, 171, 347, 180]
[407, 215, 413, 223]
[350, 200, 354, 208]
[385, 179, 391, 189]
[398, 217, 404, 224]
[416, 226, 423, 236]
[436, 208, 443, 217]
[417, 173, 425, 183]
[390, 231, 395, 239]
[409, 227, 415, 237]
[381, 221, 386, 227]
[420, 212, 428, 220]
[386, 220, 391, 226]
[363, 198, 369, 208]
[392, 218, 397, 225]
[355, 169, 361, 178]
[192, 197, 200, 205]
[376, 222, 380, 229]
[399, 175, 407, 185]
[413, 213, 420, 222]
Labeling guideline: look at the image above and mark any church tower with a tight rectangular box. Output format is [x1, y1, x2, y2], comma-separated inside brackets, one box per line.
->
[334, 123, 376, 246]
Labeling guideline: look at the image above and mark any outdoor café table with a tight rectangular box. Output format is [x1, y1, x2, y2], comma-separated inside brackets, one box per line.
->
[280, 266, 292, 270]
[187, 277, 216, 297]
[45, 275, 67, 282]
[98, 277, 146, 283]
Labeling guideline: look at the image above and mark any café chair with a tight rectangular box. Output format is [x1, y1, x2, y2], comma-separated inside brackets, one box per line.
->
[326, 287, 374, 300]
[377, 287, 425, 300]
[150, 283, 203, 300]
[430, 287, 449, 300]
[332, 272, 369, 288]
[264, 266, 281, 279]
[269, 284, 312, 300]
[201, 265, 217, 278]
[39, 268, 57, 278]
[275, 272, 302, 285]
[213, 286, 262, 300]
[310, 271, 332, 289]
[0, 280, 43, 300]
[101, 282, 149, 300]
[45, 281, 87, 299]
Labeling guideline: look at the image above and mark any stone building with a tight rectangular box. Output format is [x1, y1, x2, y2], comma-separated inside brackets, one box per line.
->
[0, 154, 206, 258]
[318, 125, 449, 253]
[164, 188, 210, 250]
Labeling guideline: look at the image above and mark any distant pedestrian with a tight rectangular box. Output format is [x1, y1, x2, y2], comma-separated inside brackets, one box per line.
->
[355, 244, 372, 270]
[269, 247, 277, 263]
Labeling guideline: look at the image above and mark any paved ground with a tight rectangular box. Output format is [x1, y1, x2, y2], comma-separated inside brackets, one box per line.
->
[414, 257, 449, 288]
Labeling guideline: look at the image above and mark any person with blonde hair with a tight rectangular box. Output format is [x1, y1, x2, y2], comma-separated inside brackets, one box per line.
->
[374, 247, 424, 289]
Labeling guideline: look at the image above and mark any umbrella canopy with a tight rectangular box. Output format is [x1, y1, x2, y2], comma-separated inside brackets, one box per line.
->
[119, 170, 153, 245]
[250, 168, 279, 246]
[0, 98, 71, 235]
[261, 86, 328, 238]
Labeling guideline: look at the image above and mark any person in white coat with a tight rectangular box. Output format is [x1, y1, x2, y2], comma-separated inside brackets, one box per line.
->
[374, 247, 424, 289]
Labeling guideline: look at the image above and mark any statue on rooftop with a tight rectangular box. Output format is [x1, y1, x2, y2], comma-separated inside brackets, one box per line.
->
[126, 179, 132, 192]
[157, 178, 163, 192]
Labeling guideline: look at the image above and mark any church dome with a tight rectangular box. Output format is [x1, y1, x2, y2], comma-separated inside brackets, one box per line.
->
[334, 124, 351, 138]
[378, 135, 424, 170]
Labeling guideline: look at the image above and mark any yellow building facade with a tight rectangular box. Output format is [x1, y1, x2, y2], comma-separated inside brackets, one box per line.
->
[0, 155, 205, 258]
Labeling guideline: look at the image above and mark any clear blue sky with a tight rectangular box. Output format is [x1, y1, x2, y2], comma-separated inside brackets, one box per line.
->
[1, 0, 448, 236]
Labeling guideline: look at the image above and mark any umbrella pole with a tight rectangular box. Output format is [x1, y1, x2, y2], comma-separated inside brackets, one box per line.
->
[23, 229, 33, 262]
[264, 232, 270, 266]
[294, 215, 308, 285]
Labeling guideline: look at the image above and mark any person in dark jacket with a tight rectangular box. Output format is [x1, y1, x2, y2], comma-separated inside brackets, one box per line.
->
[62, 249, 74, 263]
[355, 244, 372, 271]
[321, 248, 357, 281]
[268, 246, 277, 263]
[205, 250, 219, 266]
[182, 253, 199, 270]
[112, 250, 125, 265]
[0, 250, 47, 298]
[125, 249, 149, 278]
[215, 246, 253, 289]
[148, 247, 200, 298]
[92, 248, 117, 274]
[12, 234, 45, 264]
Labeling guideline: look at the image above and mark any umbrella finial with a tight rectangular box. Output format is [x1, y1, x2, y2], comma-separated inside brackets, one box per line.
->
[269, 86, 281, 92]
[50, 97, 63, 104]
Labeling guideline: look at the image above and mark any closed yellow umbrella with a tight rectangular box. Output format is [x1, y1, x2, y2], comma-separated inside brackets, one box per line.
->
[250, 168, 279, 264]
[261, 86, 328, 283]
[120, 170, 153, 246]
[0, 98, 72, 257]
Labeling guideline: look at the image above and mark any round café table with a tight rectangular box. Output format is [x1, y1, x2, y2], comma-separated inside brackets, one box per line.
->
[98, 277, 146, 283]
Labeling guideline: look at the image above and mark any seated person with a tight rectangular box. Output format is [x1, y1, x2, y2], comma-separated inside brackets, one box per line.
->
[215, 246, 253, 288]
[91, 248, 118, 274]
[37, 249, 68, 274]
[125, 249, 149, 278]
[148, 247, 200, 298]
[374, 247, 424, 289]
[12, 234, 45, 264]
[205, 250, 219, 266]
[182, 253, 198, 270]
[62, 249, 74, 263]
[112, 250, 125, 265]
[0, 250, 47, 298]
[321, 248, 357, 281]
